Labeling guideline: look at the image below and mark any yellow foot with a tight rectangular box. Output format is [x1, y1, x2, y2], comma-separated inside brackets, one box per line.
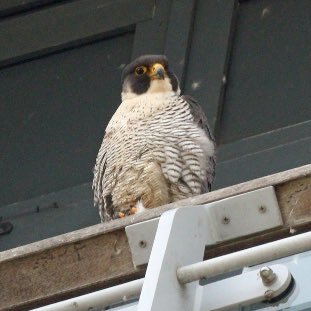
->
[130, 207, 137, 215]
[118, 212, 125, 218]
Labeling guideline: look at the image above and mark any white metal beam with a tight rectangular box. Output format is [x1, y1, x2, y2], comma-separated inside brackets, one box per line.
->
[31, 279, 143, 311]
[177, 231, 311, 284]
[137, 207, 209, 310]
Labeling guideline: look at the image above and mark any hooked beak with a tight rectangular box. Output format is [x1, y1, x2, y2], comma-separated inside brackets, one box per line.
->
[149, 63, 165, 80]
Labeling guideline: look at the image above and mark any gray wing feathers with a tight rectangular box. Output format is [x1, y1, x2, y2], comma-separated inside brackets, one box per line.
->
[92, 138, 114, 221]
[182, 95, 214, 141]
[182, 95, 216, 191]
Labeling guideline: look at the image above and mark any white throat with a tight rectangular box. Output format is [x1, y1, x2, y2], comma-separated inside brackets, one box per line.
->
[121, 77, 180, 101]
[107, 91, 179, 131]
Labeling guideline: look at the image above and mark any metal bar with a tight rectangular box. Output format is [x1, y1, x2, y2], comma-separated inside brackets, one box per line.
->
[32, 278, 143, 311]
[177, 231, 311, 284]
[32, 232, 311, 310]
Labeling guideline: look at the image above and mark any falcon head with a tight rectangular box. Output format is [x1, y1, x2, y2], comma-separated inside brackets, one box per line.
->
[121, 55, 180, 100]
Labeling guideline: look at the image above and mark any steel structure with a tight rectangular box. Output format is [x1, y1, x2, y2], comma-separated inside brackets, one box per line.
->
[32, 186, 311, 311]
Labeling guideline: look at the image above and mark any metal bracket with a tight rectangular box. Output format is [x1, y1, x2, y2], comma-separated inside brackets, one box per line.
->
[107, 264, 291, 311]
[126, 186, 283, 267]
[125, 218, 159, 266]
[197, 264, 292, 311]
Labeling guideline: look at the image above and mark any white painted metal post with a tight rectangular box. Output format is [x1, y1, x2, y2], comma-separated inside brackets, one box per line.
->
[137, 206, 211, 311]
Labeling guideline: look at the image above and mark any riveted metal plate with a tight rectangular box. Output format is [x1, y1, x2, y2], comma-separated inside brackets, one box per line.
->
[125, 218, 159, 267]
[126, 186, 283, 267]
[205, 186, 283, 242]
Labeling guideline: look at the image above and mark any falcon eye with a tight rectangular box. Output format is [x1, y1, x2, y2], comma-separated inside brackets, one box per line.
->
[135, 66, 147, 76]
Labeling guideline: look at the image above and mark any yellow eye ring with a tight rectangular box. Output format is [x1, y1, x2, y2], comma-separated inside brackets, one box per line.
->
[135, 66, 147, 76]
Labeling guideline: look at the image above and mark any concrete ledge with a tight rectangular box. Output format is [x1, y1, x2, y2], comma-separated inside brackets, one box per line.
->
[0, 164, 310, 311]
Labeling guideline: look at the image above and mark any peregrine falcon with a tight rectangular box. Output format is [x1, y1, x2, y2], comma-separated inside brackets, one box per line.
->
[93, 55, 215, 222]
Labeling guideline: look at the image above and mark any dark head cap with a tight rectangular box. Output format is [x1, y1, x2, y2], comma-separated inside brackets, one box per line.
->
[121, 55, 179, 99]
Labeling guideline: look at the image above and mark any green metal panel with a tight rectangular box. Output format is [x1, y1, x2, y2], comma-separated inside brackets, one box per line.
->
[0, 183, 97, 251]
[218, 121, 311, 163]
[164, 0, 197, 86]
[218, 0, 311, 144]
[0, 33, 134, 207]
[0, 0, 154, 67]
[215, 136, 311, 189]
[183, 0, 237, 133]
[0, 0, 62, 17]
[131, 0, 172, 57]
[212, 0, 311, 188]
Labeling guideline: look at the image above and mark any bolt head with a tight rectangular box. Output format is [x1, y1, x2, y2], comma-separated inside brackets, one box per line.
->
[260, 266, 277, 285]
[259, 205, 267, 213]
[139, 240, 147, 248]
[264, 289, 274, 300]
[222, 216, 230, 224]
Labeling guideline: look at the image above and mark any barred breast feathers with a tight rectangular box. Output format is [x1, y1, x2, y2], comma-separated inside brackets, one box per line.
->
[93, 92, 215, 221]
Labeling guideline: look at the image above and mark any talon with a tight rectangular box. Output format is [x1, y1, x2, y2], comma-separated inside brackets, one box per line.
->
[130, 207, 137, 215]
[118, 212, 125, 218]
